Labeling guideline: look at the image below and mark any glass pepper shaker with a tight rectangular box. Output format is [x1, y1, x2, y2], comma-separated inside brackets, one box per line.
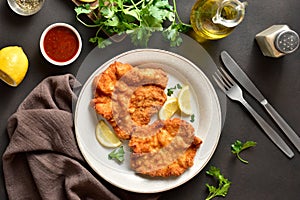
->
[255, 25, 299, 57]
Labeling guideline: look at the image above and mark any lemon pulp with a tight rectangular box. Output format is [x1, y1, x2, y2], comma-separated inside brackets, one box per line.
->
[159, 97, 179, 120]
[178, 85, 193, 115]
[95, 120, 122, 148]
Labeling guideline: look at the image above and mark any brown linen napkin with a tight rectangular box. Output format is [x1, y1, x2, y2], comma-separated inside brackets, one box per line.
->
[2, 74, 160, 200]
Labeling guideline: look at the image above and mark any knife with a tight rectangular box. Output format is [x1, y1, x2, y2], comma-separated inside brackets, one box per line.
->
[221, 50, 300, 152]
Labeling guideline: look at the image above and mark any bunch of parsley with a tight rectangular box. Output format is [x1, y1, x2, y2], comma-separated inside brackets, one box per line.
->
[75, 0, 191, 48]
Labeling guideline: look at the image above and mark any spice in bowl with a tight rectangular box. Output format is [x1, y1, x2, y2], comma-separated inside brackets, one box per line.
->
[40, 23, 82, 66]
[7, 0, 44, 16]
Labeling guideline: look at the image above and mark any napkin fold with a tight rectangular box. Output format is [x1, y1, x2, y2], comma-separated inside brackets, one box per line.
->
[2, 74, 160, 200]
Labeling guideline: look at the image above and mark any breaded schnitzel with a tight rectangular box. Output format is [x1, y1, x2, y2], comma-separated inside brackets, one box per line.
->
[129, 85, 167, 126]
[93, 61, 133, 95]
[120, 67, 168, 88]
[91, 61, 168, 139]
[91, 61, 202, 177]
[130, 118, 202, 177]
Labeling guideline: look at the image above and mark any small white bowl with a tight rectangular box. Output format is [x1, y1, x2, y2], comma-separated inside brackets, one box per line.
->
[40, 23, 82, 66]
[7, 0, 45, 16]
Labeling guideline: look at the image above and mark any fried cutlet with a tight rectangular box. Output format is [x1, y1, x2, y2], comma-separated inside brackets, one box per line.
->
[120, 67, 168, 88]
[129, 85, 167, 126]
[91, 61, 168, 139]
[91, 61, 132, 121]
[92, 61, 133, 95]
[129, 118, 202, 177]
[92, 61, 202, 177]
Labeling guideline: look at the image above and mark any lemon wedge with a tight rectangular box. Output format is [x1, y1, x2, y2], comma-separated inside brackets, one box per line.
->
[159, 97, 179, 120]
[0, 46, 29, 87]
[95, 120, 122, 148]
[178, 85, 193, 115]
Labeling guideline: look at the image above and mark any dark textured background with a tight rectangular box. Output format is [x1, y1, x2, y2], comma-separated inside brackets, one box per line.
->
[1, 0, 299, 199]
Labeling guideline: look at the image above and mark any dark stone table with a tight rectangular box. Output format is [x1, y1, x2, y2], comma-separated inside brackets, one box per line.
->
[1, 0, 299, 199]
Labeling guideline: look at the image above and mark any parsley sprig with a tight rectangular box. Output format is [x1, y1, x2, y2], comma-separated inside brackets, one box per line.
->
[231, 140, 257, 164]
[167, 83, 182, 96]
[108, 146, 125, 163]
[205, 166, 231, 200]
[75, 0, 191, 48]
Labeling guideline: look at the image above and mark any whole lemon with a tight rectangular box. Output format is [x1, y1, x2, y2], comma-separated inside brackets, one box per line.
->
[0, 46, 29, 87]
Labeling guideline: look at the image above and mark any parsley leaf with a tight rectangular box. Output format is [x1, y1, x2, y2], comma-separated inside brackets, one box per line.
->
[190, 114, 195, 122]
[129, 27, 153, 47]
[205, 166, 231, 200]
[167, 83, 182, 96]
[90, 36, 112, 48]
[167, 85, 177, 96]
[231, 140, 257, 164]
[108, 146, 125, 163]
[74, 4, 91, 15]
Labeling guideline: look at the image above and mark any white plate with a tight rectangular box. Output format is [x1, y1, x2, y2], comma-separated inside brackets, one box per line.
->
[74, 49, 222, 193]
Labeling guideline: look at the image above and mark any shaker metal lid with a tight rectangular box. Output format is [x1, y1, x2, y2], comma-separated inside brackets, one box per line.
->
[275, 30, 299, 54]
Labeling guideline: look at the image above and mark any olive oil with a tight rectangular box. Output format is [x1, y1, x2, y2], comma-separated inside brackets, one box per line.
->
[190, 0, 247, 40]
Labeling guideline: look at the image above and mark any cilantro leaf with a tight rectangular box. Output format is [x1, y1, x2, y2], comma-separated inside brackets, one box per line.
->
[205, 166, 231, 200]
[231, 140, 257, 164]
[108, 146, 125, 163]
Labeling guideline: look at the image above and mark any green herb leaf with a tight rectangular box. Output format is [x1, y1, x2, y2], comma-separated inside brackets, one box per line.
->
[162, 26, 182, 47]
[74, 4, 91, 15]
[167, 85, 177, 96]
[231, 140, 257, 164]
[205, 166, 231, 200]
[123, 8, 141, 21]
[108, 146, 125, 163]
[129, 27, 153, 47]
[149, 2, 174, 22]
[89, 37, 112, 48]
[100, 6, 115, 18]
[104, 15, 120, 27]
[167, 83, 183, 96]
[190, 114, 195, 122]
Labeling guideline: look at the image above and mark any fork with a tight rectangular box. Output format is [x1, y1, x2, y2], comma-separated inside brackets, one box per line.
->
[213, 68, 294, 158]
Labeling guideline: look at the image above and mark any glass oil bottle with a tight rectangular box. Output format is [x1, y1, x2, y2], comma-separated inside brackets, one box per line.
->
[190, 0, 247, 40]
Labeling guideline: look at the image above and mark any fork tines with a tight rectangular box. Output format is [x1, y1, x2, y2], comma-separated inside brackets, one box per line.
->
[213, 67, 236, 92]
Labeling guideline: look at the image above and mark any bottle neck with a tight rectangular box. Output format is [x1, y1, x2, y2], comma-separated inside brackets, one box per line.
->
[212, 0, 247, 28]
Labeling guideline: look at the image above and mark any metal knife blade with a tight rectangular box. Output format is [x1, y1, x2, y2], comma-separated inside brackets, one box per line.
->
[220, 51, 265, 102]
[221, 50, 300, 152]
